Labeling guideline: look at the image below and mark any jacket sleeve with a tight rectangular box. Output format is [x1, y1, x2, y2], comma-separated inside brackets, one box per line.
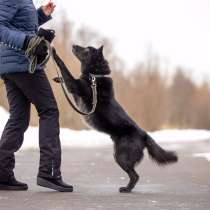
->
[37, 7, 52, 26]
[0, 0, 26, 50]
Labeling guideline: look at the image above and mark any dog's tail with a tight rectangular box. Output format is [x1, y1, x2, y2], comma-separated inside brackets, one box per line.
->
[145, 134, 178, 165]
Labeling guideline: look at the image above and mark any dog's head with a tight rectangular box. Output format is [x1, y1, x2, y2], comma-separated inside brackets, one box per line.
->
[72, 45, 111, 76]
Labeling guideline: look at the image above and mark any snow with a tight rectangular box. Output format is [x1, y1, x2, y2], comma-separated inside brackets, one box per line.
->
[0, 106, 111, 149]
[0, 107, 8, 130]
[193, 153, 210, 162]
[150, 129, 210, 143]
[0, 106, 210, 150]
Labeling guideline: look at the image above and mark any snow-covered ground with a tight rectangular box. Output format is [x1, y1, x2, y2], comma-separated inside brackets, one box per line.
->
[193, 153, 210, 162]
[1, 106, 210, 150]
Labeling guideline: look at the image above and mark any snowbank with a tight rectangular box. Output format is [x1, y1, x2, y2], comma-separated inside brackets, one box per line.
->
[193, 153, 210, 162]
[1, 106, 210, 150]
[0, 106, 9, 131]
[0, 106, 110, 149]
[150, 129, 210, 143]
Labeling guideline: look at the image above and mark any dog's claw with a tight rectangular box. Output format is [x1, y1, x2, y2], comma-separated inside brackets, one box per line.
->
[53, 77, 63, 83]
[119, 187, 132, 193]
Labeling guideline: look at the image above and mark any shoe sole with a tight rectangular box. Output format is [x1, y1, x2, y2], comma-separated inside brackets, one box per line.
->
[37, 177, 73, 192]
[0, 184, 28, 191]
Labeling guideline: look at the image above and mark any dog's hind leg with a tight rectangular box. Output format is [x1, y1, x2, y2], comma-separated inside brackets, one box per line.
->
[114, 148, 143, 193]
[119, 167, 139, 193]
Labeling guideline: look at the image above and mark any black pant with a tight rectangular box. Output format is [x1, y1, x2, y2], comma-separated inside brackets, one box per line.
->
[0, 70, 61, 180]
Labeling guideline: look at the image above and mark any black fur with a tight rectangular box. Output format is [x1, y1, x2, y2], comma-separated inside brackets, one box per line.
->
[52, 45, 178, 193]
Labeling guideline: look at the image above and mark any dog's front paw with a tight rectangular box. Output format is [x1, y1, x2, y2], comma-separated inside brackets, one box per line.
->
[119, 187, 132, 193]
[53, 77, 63, 83]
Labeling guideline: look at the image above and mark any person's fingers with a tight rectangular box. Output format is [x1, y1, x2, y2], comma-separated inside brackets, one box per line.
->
[45, 2, 55, 9]
[48, 2, 56, 7]
[46, 3, 56, 11]
[42, 1, 56, 15]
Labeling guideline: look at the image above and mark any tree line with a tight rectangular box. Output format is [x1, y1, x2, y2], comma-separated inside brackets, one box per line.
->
[0, 19, 210, 131]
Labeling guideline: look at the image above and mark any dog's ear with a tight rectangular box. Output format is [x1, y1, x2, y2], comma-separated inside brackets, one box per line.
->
[98, 45, 104, 55]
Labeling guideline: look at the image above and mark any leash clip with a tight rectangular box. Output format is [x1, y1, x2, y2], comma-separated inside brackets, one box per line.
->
[90, 74, 96, 86]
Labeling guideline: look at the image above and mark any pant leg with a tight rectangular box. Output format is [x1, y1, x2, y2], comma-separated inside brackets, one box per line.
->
[0, 76, 30, 180]
[6, 70, 61, 178]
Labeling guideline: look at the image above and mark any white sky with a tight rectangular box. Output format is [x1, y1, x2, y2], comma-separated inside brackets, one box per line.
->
[35, 0, 210, 80]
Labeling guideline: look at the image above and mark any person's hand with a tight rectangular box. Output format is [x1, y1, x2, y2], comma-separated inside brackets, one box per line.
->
[34, 40, 48, 64]
[23, 35, 48, 64]
[42, 0, 56, 16]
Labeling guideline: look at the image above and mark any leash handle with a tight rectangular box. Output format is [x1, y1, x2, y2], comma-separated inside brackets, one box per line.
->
[26, 34, 53, 74]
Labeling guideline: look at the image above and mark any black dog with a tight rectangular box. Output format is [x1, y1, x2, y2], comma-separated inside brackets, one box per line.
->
[52, 45, 178, 193]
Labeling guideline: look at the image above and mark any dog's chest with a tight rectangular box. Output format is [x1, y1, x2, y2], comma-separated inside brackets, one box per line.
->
[78, 77, 114, 128]
[95, 77, 114, 99]
[75, 77, 114, 117]
[79, 77, 114, 101]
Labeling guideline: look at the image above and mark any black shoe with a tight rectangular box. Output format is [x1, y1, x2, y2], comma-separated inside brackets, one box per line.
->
[0, 177, 28, 191]
[37, 176, 73, 192]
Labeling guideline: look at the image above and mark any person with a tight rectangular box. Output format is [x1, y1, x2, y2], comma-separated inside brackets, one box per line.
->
[0, 0, 73, 192]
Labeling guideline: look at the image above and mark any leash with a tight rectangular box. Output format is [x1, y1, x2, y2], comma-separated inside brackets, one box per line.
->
[27, 38, 98, 116]
[50, 47, 98, 116]
[26, 29, 98, 115]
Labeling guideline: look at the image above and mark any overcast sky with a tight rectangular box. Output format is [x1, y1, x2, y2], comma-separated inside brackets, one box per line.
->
[35, 0, 210, 80]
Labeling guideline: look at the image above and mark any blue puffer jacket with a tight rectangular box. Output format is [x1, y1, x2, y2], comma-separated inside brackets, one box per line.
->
[0, 0, 52, 75]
